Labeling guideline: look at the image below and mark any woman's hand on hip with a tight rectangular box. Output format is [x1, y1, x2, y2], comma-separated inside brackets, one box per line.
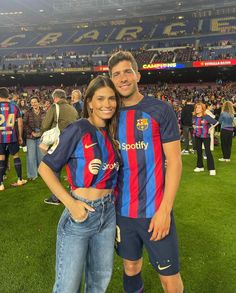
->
[69, 199, 95, 222]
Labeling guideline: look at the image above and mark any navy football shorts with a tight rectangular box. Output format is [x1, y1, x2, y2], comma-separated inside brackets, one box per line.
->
[115, 212, 180, 276]
[0, 142, 19, 156]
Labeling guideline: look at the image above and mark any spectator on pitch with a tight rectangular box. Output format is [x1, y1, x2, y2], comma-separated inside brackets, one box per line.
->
[11, 93, 20, 106]
[0, 87, 27, 190]
[218, 101, 235, 162]
[42, 99, 52, 112]
[205, 103, 216, 152]
[108, 51, 185, 293]
[193, 102, 219, 176]
[18, 99, 28, 151]
[214, 103, 221, 135]
[41, 89, 78, 205]
[38, 76, 121, 293]
[24, 97, 45, 180]
[18, 99, 28, 116]
[180, 97, 195, 154]
[71, 89, 83, 117]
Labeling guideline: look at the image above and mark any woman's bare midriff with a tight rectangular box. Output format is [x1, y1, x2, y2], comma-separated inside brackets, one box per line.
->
[73, 187, 113, 201]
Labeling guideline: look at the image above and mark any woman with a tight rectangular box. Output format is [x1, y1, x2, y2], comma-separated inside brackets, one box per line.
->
[218, 101, 235, 162]
[193, 102, 218, 176]
[38, 76, 120, 293]
[19, 99, 28, 117]
[24, 97, 45, 180]
[19, 99, 28, 150]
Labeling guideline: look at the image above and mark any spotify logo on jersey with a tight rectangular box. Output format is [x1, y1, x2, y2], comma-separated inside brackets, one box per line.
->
[88, 159, 102, 175]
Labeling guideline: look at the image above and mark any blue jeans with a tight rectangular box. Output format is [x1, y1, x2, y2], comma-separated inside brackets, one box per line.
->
[26, 138, 44, 178]
[53, 193, 116, 293]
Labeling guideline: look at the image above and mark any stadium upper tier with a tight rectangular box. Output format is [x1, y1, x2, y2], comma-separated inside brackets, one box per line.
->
[0, 15, 235, 49]
[0, 15, 235, 71]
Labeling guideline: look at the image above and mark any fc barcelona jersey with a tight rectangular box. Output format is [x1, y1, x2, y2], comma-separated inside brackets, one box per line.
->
[193, 115, 218, 138]
[0, 102, 21, 143]
[116, 96, 180, 219]
[43, 119, 120, 190]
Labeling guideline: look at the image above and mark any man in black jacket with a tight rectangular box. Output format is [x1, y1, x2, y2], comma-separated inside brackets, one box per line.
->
[181, 97, 195, 154]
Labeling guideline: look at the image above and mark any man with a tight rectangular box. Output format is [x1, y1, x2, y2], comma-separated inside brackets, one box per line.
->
[41, 89, 78, 205]
[11, 93, 20, 105]
[71, 89, 83, 117]
[0, 87, 27, 190]
[180, 97, 195, 154]
[108, 51, 184, 293]
[24, 97, 45, 180]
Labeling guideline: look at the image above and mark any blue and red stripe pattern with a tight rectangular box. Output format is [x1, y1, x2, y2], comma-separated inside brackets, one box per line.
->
[0, 102, 21, 143]
[116, 96, 180, 219]
[43, 119, 119, 190]
[193, 115, 218, 138]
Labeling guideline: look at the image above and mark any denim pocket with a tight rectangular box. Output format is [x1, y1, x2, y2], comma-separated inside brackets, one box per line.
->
[69, 212, 89, 224]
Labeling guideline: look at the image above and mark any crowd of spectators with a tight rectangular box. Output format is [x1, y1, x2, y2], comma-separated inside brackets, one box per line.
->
[1, 42, 236, 73]
[5, 81, 236, 185]
[8, 82, 236, 113]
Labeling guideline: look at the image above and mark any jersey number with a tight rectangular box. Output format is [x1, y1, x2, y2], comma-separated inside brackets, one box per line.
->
[0, 114, 15, 130]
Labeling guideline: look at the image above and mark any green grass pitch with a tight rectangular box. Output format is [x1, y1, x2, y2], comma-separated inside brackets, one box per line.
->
[0, 139, 236, 293]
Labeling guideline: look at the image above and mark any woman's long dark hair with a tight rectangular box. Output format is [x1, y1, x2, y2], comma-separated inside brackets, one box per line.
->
[83, 75, 121, 148]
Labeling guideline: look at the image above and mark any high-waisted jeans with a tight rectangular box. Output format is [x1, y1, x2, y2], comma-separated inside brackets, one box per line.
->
[52, 192, 116, 293]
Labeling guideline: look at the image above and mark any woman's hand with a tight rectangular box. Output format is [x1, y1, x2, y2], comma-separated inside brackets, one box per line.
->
[69, 199, 95, 222]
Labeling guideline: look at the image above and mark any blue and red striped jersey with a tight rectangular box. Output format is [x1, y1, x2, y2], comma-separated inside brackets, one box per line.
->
[116, 96, 180, 219]
[193, 115, 217, 138]
[43, 119, 119, 190]
[0, 101, 21, 143]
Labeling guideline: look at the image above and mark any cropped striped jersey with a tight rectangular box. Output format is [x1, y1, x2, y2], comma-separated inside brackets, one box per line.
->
[43, 119, 120, 190]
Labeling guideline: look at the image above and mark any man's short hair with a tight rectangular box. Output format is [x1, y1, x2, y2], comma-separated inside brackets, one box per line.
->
[30, 96, 39, 103]
[108, 51, 139, 77]
[0, 87, 9, 99]
[52, 89, 66, 100]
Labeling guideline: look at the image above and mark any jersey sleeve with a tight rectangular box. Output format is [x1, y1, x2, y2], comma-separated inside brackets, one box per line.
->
[159, 103, 180, 143]
[42, 122, 82, 172]
[205, 115, 218, 125]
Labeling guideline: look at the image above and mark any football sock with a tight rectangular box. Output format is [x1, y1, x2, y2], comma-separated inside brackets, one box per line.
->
[0, 160, 5, 185]
[4, 151, 9, 175]
[123, 272, 144, 293]
[14, 157, 22, 180]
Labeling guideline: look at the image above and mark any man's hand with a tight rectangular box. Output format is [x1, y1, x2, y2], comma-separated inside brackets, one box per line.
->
[18, 137, 23, 145]
[32, 131, 41, 138]
[148, 207, 171, 241]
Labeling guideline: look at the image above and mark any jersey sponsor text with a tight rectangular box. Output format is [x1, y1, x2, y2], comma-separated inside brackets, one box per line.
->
[121, 141, 148, 151]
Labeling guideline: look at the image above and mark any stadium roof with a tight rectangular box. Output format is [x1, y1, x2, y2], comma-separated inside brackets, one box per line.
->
[0, 0, 235, 26]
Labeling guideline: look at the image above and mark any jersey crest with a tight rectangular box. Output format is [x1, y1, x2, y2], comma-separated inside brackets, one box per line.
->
[136, 118, 149, 131]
